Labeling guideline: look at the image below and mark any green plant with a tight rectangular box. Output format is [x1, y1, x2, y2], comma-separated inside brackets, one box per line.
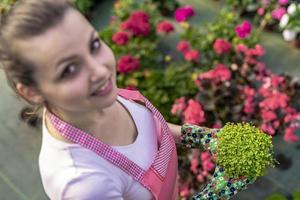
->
[149, 0, 180, 16]
[279, 3, 300, 42]
[293, 189, 300, 200]
[0, 0, 17, 14]
[181, 9, 259, 69]
[217, 123, 276, 179]
[265, 193, 287, 200]
[74, 0, 94, 14]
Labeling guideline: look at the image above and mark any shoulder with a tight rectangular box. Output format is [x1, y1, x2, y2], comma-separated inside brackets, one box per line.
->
[39, 146, 125, 199]
[117, 88, 145, 102]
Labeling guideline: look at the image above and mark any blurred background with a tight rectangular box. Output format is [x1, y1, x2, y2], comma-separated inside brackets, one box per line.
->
[0, 0, 299, 199]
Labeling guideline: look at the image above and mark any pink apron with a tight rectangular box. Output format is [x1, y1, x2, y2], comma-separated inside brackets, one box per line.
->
[47, 88, 178, 200]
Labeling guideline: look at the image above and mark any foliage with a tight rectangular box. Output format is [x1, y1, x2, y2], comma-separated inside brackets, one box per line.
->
[279, 3, 300, 41]
[293, 189, 300, 200]
[217, 123, 275, 179]
[181, 9, 259, 70]
[225, 0, 300, 46]
[0, 0, 17, 14]
[266, 193, 287, 200]
[100, 0, 198, 122]
[148, 0, 180, 16]
[73, 0, 95, 14]
[98, 1, 300, 198]
[266, 189, 300, 200]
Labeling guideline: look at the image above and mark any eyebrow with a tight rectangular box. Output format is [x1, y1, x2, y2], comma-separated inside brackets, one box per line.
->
[55, 30, 97, 69]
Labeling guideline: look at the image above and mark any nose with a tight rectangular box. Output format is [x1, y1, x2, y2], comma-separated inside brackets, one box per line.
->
[87, 57, 108, 83]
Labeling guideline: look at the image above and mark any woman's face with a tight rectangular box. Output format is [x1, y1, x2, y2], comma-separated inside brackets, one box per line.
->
[16, 8, 118, 115]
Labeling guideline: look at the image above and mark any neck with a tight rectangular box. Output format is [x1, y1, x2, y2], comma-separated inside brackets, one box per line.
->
[47, 101, 119, 132]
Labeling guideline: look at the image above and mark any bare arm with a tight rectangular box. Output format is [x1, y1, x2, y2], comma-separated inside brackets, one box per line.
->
[167, 122, 182, 144]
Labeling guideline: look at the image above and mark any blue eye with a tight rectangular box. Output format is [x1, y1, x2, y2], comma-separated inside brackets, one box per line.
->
[60, 64, 77, 79]
[91, 38, 101, 52]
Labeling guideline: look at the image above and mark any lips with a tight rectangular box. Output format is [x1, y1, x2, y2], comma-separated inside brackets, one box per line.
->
[90, 78, 113, 97]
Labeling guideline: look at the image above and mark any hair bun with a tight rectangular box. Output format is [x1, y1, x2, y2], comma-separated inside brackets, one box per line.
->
[20, 106, 42, 128]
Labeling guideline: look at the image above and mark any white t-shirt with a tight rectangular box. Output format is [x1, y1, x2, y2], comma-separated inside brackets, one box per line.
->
[39, 96, 158, 200]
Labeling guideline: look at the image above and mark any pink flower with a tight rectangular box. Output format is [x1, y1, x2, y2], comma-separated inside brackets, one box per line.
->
[261, 110, 277, 121]
[180, 187, 190, 197]
[213, 39, 232, 55]
[284, 107, 300, 124]
[201, 151, 211, 161]
[261, 123, 276, 135]
[284, 127, 299, 142]
[254, 44, 265, 57]
[272, 7, 286, 20]
[197, 64, 232, 84]
[112, 31, 129, 45]
[183, 99, 205, 125]
[212, 122, 222, 128]
[235, 44, 248, 53]
[259, 92, 289, 110]
[171, 97, 187, 116]
[257, 7, 265, 16]
[190, 158, 199, 174]
[184, 49, 200, 62]
[131, 10, 149, 22]
[126, 85, 137, 90]
[176, 40, 190, 53]
[235, 20, 252, 39]
[243, 86, 256, 97]
[202, 160, 215, 172]
[197, 174, 205, 183]
[270, 74, 285, 88]
[174, 5, 195, 22]
[121, 11, 150, 36]
[117, 55, 140, 73]
[278, 0, 289, 5]
[213, 64, 232, 81]
[273, 120, 280, 129]
[156, 20, 174, 34]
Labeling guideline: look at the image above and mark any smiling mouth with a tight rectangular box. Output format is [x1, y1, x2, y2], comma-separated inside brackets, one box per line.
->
[90, 77, 113, 97]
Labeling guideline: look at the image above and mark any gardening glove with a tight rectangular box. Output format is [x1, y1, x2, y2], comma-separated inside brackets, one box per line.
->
[181, 124, 256, 200]
[180, 124, 219, 153]
[192, 166, 255, 200]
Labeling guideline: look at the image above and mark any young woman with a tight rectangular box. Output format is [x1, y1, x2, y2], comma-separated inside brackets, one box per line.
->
[0, 0, 253, 199]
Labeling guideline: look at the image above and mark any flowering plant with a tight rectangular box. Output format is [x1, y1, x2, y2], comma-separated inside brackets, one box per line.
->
[225, 0, 293, 31]
[99, 1, 300, 198]
[279, 3, 300, 43]
[100, 0, 199, 121]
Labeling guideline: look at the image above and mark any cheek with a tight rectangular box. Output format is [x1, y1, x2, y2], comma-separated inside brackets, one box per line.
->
[102, 43, 116, 68]
[40, 77, 89, 103]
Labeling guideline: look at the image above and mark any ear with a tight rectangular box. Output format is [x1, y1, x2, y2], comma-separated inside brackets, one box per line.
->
[16, 83, 44, 104]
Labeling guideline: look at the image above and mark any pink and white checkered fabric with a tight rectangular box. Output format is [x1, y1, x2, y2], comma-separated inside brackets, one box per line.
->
[47, 93, 175, 186]
[48, 112, 147, 185]
[143, 98, 175, 177]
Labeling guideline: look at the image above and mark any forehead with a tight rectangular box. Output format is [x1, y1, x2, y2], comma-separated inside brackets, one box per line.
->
[15, 9, 93, 70]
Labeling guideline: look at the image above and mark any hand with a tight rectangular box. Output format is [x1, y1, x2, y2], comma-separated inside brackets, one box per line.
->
[181, 124, 256, 199]
[180, 124, 220, 154]
[192, 166, 255, 200]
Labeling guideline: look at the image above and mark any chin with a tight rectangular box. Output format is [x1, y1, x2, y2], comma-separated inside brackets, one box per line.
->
[101, 84, 118, 108]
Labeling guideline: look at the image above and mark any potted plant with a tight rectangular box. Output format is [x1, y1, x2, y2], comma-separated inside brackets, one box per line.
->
[279, 3, 300, 48]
